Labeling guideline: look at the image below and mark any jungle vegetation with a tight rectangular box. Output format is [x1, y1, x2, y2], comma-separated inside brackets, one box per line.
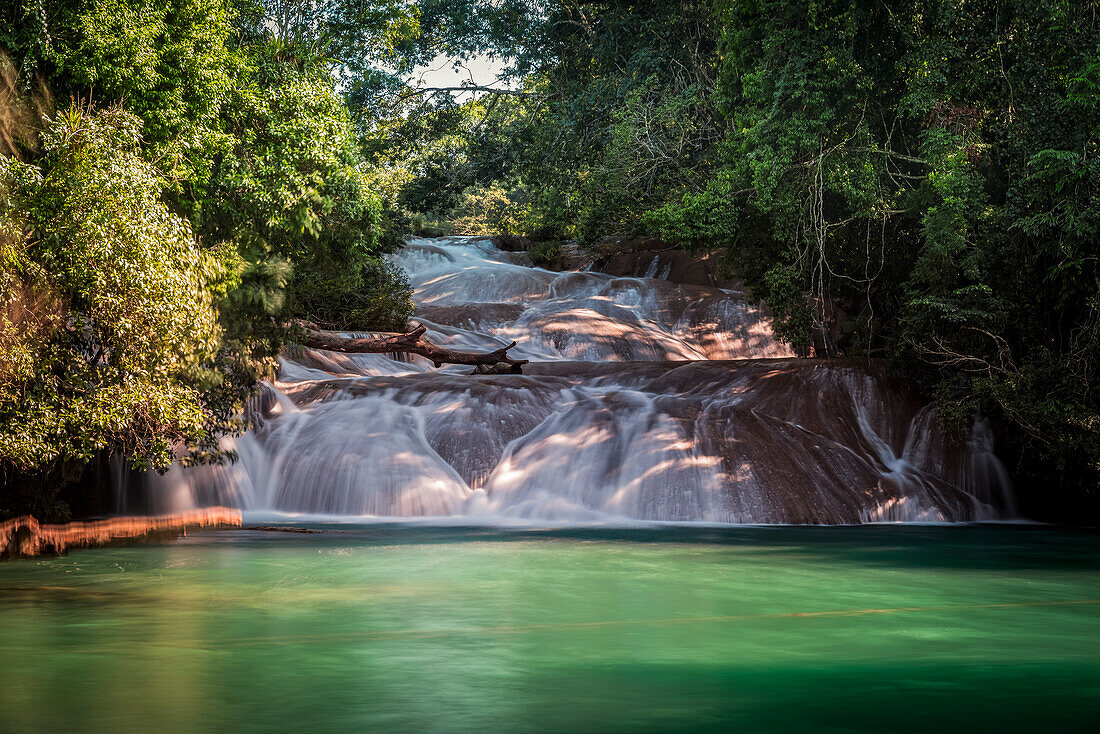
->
[394, 0, 1100, 518]
[1, 0, 1097, 518]
[0, 0, 420, 516]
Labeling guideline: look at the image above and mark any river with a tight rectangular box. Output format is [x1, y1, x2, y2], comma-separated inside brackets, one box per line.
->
[1, 524, 1098, 732]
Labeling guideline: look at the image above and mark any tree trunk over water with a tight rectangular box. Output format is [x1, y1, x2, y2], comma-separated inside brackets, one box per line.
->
[0, 508, 242, 558]
[294, 321, 529, 372]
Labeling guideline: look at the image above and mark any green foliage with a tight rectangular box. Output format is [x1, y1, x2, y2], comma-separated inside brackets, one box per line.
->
[643, 177, 741, 252]
[759, 260, 815, 350]
[45, 0, 244, 200]
[447, 183, 535, 236]
[289, 257, 411, 332]
[527, 240, 562, 269]
[0, 107, 224, 474]
[0, 0, 413, 516]
[201, 52, 412, 333]
[381, 1, 720, 243]
[213, 56, 381, 247]
[392, 0, 1099, 508]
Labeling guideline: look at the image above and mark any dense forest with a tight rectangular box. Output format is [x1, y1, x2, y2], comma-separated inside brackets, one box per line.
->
[1, 0, 1097, 520]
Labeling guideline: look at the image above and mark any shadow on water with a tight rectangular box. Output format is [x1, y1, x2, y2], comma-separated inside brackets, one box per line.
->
[179, 522, 1100, 573]
[493, 659, 1100, 734]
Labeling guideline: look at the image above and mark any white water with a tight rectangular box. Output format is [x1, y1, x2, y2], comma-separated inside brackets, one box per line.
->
[129, 237, 1014, 523]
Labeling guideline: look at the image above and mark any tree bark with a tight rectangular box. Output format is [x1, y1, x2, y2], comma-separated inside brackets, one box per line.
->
[293, 321, 529, 372]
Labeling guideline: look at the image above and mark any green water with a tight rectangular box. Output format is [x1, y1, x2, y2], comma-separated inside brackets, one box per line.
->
[1, 524, 1098, 733]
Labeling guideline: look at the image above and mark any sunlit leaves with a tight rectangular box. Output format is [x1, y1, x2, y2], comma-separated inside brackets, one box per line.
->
[0, 107, 224, 471]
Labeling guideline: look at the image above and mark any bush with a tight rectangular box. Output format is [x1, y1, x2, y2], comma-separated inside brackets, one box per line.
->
[0, 107, 225, 475]
[288, 257, 412, 332]
[448, 183, 535, 236]
[527, 240, 563, 268]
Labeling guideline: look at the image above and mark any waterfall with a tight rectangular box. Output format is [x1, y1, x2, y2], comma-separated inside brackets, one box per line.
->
[132, 236, 1014, 523]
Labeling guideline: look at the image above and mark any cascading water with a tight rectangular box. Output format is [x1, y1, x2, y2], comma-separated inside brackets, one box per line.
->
[129, 236, 1014, 523]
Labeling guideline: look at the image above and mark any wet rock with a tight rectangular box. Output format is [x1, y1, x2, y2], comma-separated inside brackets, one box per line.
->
[471, 361, 525, 375]
[491, 234, 534, 252]
[594, 236, 740, 289]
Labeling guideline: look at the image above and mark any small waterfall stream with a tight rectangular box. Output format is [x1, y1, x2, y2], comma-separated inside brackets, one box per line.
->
[131, 236, 1014, 523]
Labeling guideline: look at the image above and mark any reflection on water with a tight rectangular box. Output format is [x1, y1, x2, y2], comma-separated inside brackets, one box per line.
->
[2, 525, 1099, 733]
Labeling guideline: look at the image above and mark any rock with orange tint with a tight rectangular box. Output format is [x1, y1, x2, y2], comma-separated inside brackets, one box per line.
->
[0, 508, 242, 558]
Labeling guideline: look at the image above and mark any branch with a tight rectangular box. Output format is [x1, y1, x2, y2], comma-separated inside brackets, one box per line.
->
[292, 321, 529, 372]
[404, 85, 531, 98]
[843, 146, 928, 165]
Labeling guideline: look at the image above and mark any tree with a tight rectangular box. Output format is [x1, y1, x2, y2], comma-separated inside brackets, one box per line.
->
[201, 49, 411, 332]
[0, 0, 414, 518]
[0, 106, 228, 517]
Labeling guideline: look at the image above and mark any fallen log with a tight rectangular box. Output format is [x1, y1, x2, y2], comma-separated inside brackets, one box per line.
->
[294, 321, 529, 372]
[0, 508, 243, 558]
